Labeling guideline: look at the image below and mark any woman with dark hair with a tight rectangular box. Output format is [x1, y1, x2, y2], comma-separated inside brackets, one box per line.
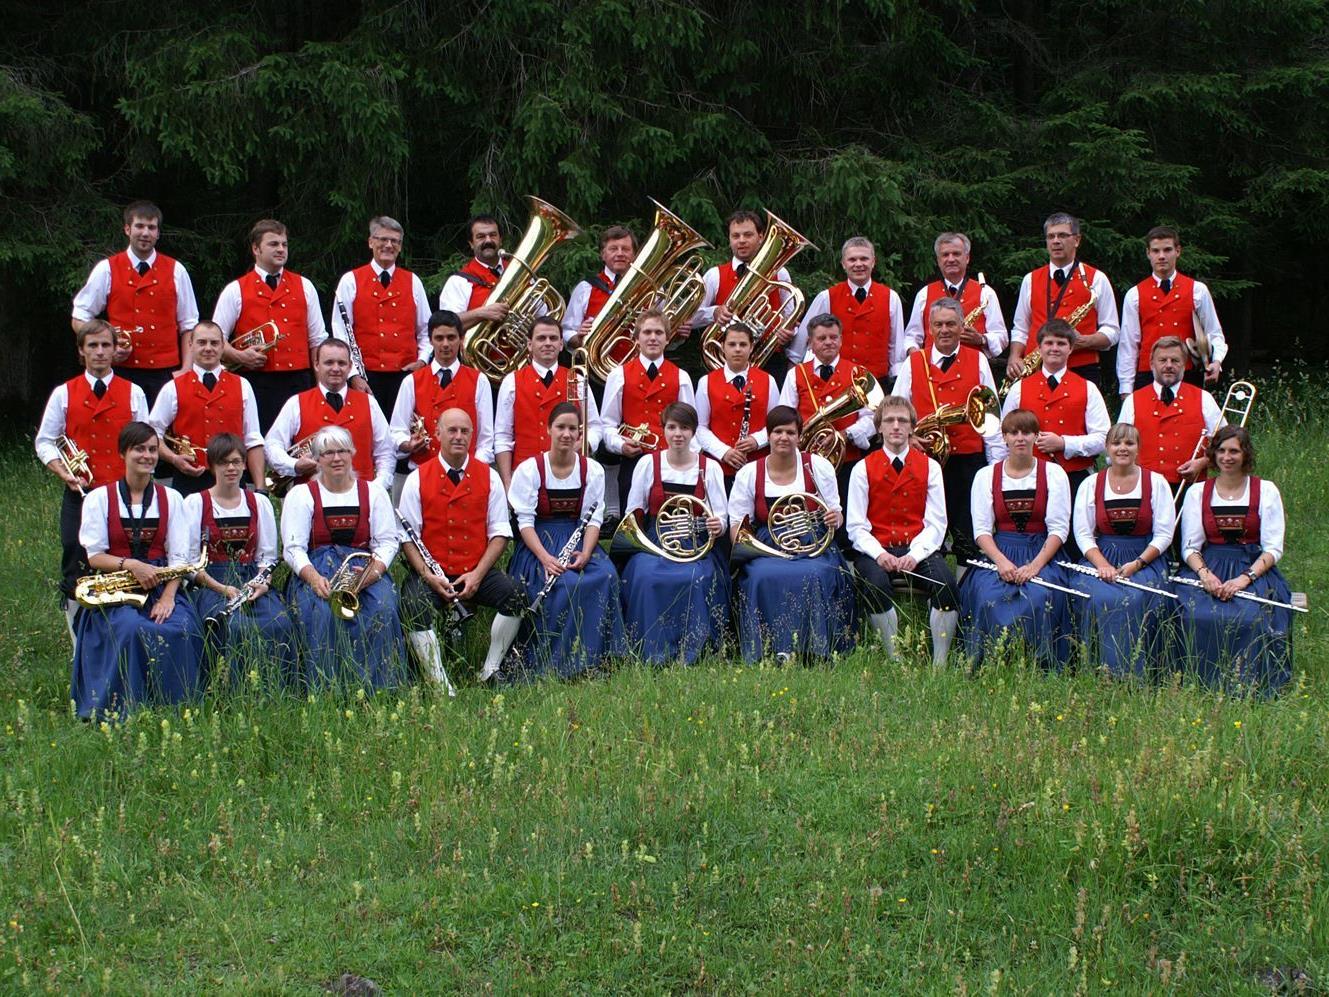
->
[71, 421, 204, 718]
[728, 405, 855, 661]
[183, 432, 296, 686]
[508, 401, 625, 678]
[960, 408, 1073, 669]
[618, 402, 730, 664]
[1174, 425, 1293, 692]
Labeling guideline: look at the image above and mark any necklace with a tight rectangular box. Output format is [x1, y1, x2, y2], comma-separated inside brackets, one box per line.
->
[1107, 469, 1138, 494]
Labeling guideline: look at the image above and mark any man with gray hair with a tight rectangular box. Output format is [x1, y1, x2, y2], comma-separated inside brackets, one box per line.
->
[796, 235, 905, 384]
[904, 231, 1007, 358]
[329, 215, 433, 405]
[1007, 212, 1119, 387]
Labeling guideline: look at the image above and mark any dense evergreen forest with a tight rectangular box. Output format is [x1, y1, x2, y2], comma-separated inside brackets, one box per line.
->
[4, 0, 1327, 416]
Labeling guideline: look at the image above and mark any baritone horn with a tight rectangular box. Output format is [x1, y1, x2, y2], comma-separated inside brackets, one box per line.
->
[732, 493, 835, 562]
[800, 368, 885, 467]
[461, 196, 583, 381]
[913, 386, 999, 465]
[612, 494, 715, 563]
[583, 198, 712, 381]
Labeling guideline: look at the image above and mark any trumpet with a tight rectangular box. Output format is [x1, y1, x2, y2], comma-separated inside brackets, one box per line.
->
[800, 368, 885, 467]
[1001, 263, 1097, 394]
[1172, 379, 1256, 503]
[732, 492, 834, 561]
[163, 431, 206, 465]
[225, 320, 284, 371]
[613, 494, 715, 563]
[112, 325, 142, 356]
[569, 347, 591, 457]
[328, 551, 373, 621]
[618, 422, 661, 451]
[56, 435, 92, 495]
[75, 548, 209, 609]
[914, 386, 999, 465]
[204, 563, 275, 625]
[462, 196, 583, 381]
[409, 414, 434, 451]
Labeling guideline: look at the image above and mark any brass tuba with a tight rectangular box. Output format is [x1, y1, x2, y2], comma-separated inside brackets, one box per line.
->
[613, 494, 715, 563]
[799, 368, 885, 467]
[328, 551, 373, 621]
[461, 196, 584, 381]
[700, 209, 816, 371]
[732, 493, 835, 562]
[583, 199, 712, 382]
[913, 386, 1000, 465]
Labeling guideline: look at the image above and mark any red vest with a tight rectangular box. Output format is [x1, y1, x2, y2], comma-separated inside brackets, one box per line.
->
[409, 364, 482, 467]
[352, 264, 419, 372]
[585, 272, 616, 322]
[1028, 263, 1101, 368]
[752, 454, 817, 524]
[863, 448, 930, 548]
[828, 281, 893, 374]
[64, 375, 136, 487]
[715, 261, 783, 313]
[621, 358, 682, 454]
[200, 490, 259, 563]
[1094, 469, 1155, 537]
[105, 482, 170, 561]
[992, 460, 1049, 534]
[309, 479, 371, 549]
[456, 258, 499, 310]
[295, 388, 376, 481]
[921, 278, 986, 352]
[236, 270, 310, 371]
[907, 347, 984, 455]
[1018, 369, 1095, 472]
[1202, 477, 1263, 545]
[419, 459, 493, 575]
[1130, 382, 1205, 484]
[702, 369, 772, 468]
[1134, 273, 1198, 372]
[792, 359, 866, 462]
[170, 370, 245, 451]
[106, 251, 180, 369]
[646, 451, 709, 515]
[512, 365, 571, 468]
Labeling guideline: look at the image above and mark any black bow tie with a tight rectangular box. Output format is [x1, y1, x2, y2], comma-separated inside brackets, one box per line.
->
[1053, 268, 1068, 286]
[438, 368, 453, 390]
[731, 374, 746, 391]
[326, 391, 343, 412]
[1159, 277, 1172, 294]
[892, 456, 904, 473]
[646, 362, 659, 381]
[379, 269, 392, 288]
[540, 369, 554, 388]
[1160, 385, 1175, 406]
[818, 363, 834, 381]
[265, 273, 280, 290]
[92, 378, 107, 399]
[854, 287, 867, 304]
[938, 354, 957, 373]
[136, 260, 149, 276]
[447, 467, 463, 485]
[1046, 374, 1059, 391]
[202, 371, 217, 391]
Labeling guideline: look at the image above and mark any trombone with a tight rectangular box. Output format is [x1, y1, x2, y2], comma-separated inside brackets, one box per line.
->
[569, 347, 591, 457]
[1172, 379, 1256, 505]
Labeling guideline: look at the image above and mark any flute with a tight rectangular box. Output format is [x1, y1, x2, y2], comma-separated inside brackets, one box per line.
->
[1056, 560, 1178, 600]
[965, 559, 1089, 599]
[1168, 574, 1308, 613]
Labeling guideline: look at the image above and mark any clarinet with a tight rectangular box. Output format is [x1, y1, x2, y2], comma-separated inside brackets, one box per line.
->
[737, 378, 754, 440]
[334, 296, 369, 380]
[399, 517, 474, 632]
[529, 501, 600, 617]
[204, 563, 274, 625]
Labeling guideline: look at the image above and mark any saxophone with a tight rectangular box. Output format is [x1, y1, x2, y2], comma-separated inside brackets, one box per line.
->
[961, 273, 989, 331]
[1001, 263, 1096, 395]
[76, 548, 209, 608]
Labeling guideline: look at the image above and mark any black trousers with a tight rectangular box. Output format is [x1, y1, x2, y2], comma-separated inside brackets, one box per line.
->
[246, 370, 314, 433]
[59, 487, 89, 600]
[617, 454, 642, 513]
[854, 549, 959, 612]
[762, 351, 790, 390]
[365, 369, 410, 413]
[115, 366, 173, 404]
[1131, 368, 1206, 392]
[1060, 467, 1091, 561]
[941, 451, 988, 562]
[400, 567, 527, 632]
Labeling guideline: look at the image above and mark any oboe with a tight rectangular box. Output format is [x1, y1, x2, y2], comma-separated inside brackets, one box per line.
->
[334, 296, 368, 380]
[204, 563, 275, 625]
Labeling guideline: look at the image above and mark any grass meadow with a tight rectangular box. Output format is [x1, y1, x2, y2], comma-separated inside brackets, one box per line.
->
[0, 373, 1326, 993]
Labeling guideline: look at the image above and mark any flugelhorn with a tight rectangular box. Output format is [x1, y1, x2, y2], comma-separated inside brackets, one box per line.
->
[800, 368, 885, 467]
[732, 493, 834, 562]
[225, 320, 284, 371]
[163, 431, 206, 465]
[112, 325, 142, 356]
[265, 434, 316, 497]
[613, 494, 715, 563]
[75, 548, 209, 608]
[618, 422, 661, 451]
[56, 435, 92, 496]
[1172, 379, 1256, 503]
[914, 386, 999, 465]
[462, 196, 583, 381]
[328, 550, 373, 621]
[583, 198, 712, 381]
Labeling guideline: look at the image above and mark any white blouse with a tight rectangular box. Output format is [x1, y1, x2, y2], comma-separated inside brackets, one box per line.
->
[624, 453, 729, 531]
[182, 490, 279, 568]
[1180, 477, 1285, 563]
[970, 460, 1071, 542]
[728, 451, 840, 526]
[79, 483, 192, 568]
[280, 478, 400, 575]
[507, 454, 607, 530]
[1072, 470, 1176, 558]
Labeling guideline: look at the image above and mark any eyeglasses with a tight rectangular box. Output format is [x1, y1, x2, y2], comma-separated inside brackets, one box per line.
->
[319, 448, 352, 458]
[372, 236, 402, 246]
[217, 457, 246, 468]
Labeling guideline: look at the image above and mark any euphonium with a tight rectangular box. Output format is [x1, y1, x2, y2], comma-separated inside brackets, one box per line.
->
[700, 209, 816, 370]
[914, 386, 999, 465]
[75, 548, 209, 609]
[612, 494, 715, 563]
[56, 435, 92, 496]
[328, 551, 373, 621]
[461, 196, 583, 381]
[583, 198, 712, 381]
[732, 493, 834, 562]
[799, 368, 885, 467]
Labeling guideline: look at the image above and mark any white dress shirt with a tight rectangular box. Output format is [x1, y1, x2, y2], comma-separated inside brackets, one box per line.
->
[796, 279, 908, 370]
[992, 366, 1110, 463]
[561, 268, 617, 342]
[729, 451, 840, 529]
[263, 386, 396, 491]
[397, 455, 512, 543]
[599, 354, 697, 455]
[388, 359, 495, 465]
[34, 372, 150, 466]
[846, 445, 947, 563]
[1010, 262, 1120, 346]
[507, 454, 607, 530]
[280, 478, 399, 574]
[329, 262, 433, 364]
[211, 267, 328, 350]
[1180, 477, 1284, 563]
[777, 355, 877, 450]
[694, 366, 779, 458]
[80, 482, 191, 568]
[71, 249, 201, 331]
[493, 362, 602, 457]
[903, 278, 1008, 357]
[1116, 272, 1227, 395]
[891, 347, 1002, 461]
[438, 258, 502, 315]
[693, 257, 800, 361]
[1072, 470, 1176, 558]
[624, 452, 729, 530]
[182, 490, 280, 568]
[1117, 381, 1224, 435]
[146, 365, 264, 450]
[970, 460, 1071, 542]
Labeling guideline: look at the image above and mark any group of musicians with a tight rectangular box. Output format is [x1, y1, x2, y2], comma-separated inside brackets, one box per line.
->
[38, 201, 1295, 719]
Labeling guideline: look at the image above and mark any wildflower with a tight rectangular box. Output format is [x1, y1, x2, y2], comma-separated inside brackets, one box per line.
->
[1233, 721, 1242, 729]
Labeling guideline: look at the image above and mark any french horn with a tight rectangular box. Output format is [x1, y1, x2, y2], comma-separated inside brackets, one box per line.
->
[732, 492, 834, 561]
[612, 494, 715, 563]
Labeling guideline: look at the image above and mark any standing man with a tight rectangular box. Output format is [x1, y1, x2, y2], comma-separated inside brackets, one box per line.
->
[437, 214, 513, 331]
[1117, 336, 1223, 487]
[904, 232, 1007, 359]
[214, 219, 328, 430]
[1116, 225, 1226, 398]
[799, 237, 906, 385]
[329, 215, 432, 405]
[1008, 212, 1119, 386]
[562, 225, 637, 350]
[71, 200, 200, 400]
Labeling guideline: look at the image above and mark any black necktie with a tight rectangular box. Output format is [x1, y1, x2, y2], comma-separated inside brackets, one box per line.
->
[438, 369, 452, 390]
[380, 269, 391, 288]
[854, 287, 867, 303]
[1054, 268, 1067, 286]
[136, 261, 149, 276]
[1160, 385, 1175, 406]
[489, 264, 503, 280]
[646, 362, 659, 381]
[326, 391, 343, 412]
[736, 262, 749, 276]
[447, 467, 463, 486]
[92, 378, 107, 399]
[265, 273, 279, 291]
[939, 354, 957, 373]
[1160, 277, 1172, 294]
[202, 371, 217, 391]
[1047, 374, 1059, 391]
[947, 284, 960, 297]
[732, 374, 746, 391]
[892, 456, 904, 473]
[818, 363, 833, 381]
[540, 369, 554, 388]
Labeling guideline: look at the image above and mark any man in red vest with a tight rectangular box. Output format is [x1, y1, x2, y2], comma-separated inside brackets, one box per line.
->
[399, 408, 528, 688]
[437, 214, 514, 331]
[903, 231, 1008, 360]
[147, 321, 265, 495]
[71, 200, 201, 400]
[798, 237, 905, 385]
[389, 310, 494, 470]
[562, 225, 638, 350]
[1118, 336, 1223, 486]
[35, 321, 150, 639]
[264, 339, 396, 493]
[493, 316, 601, 489]
[1116, 225, 1227, 398]
[695, 322, 780, 479]
[1008, 212, 1120, 388]
[329, 215, 432, 406]
[846, 395, 960, 667]
[214, 219, 328, 431]
[892, 297, 1001, 562]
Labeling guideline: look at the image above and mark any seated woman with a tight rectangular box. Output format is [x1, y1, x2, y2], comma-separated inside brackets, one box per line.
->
[1071, 422, 1175, 678]
[729, 405, 855, 662]
[1175, 426, 1293, 693]
[960, 408, 1073, 669]
[509, 402, 626, 678]
[618, 402, 730, 665]
[280, 426, 405, 691]
[71, 421, 204, 719]
[183, 432, 297, 687]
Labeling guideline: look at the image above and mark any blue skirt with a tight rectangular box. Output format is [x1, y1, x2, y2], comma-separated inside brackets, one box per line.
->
[1075, 534, 1174, 679]
[960, 531, 1071, 669]
[621, 531, 730, 665]
[512, 517, 627, 678]
[191, 561, 298, 688]
[734, 526, 856, 662]
[1174, 543, 1293, 694]
[71, 559, 205, 720]
[291, 545, 407, 692]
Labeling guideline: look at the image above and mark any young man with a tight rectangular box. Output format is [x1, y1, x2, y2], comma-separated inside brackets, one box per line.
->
[694, 322, 780, 480]
[437, 214, 513, 331]
[561, 225, 638, 349]
[493, 316, 602, 489]
[904, 231, 1008, 359]
[398, 408, 528, 688]
[1116, 225, 1226, 398]
[213, 219, 328, 430]
[147, 321, 265, 495]
[798, 236, 906, 384]
[846, 395, 960, 668]
[389, 310, 495, 470]
[70, 200, 201, 399]
[35, 321, 150, 639]
[1117, 336, 1223, 486]
[264, 339, 396, 493]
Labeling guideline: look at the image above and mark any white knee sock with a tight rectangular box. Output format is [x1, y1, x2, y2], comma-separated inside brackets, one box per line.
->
[480, 614, 522, 682]
[930, 608, 959, 669]
[868, 609, 899, 659]
[64, 599, 79, 651]
[603, 472, 621, 519]
[407, 630, 456, 697]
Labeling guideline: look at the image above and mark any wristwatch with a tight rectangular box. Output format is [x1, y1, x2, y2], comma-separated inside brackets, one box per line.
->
[1245, 568, 1258, 582]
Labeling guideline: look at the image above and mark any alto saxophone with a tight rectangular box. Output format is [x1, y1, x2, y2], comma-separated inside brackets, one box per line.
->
[1002, 263, 1097, 395]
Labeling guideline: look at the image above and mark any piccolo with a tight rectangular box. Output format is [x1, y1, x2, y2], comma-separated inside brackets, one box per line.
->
[965, 559, 1090, 599]
[1167, 574, 1308, 613]
[1056, 560, 1178, 599]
